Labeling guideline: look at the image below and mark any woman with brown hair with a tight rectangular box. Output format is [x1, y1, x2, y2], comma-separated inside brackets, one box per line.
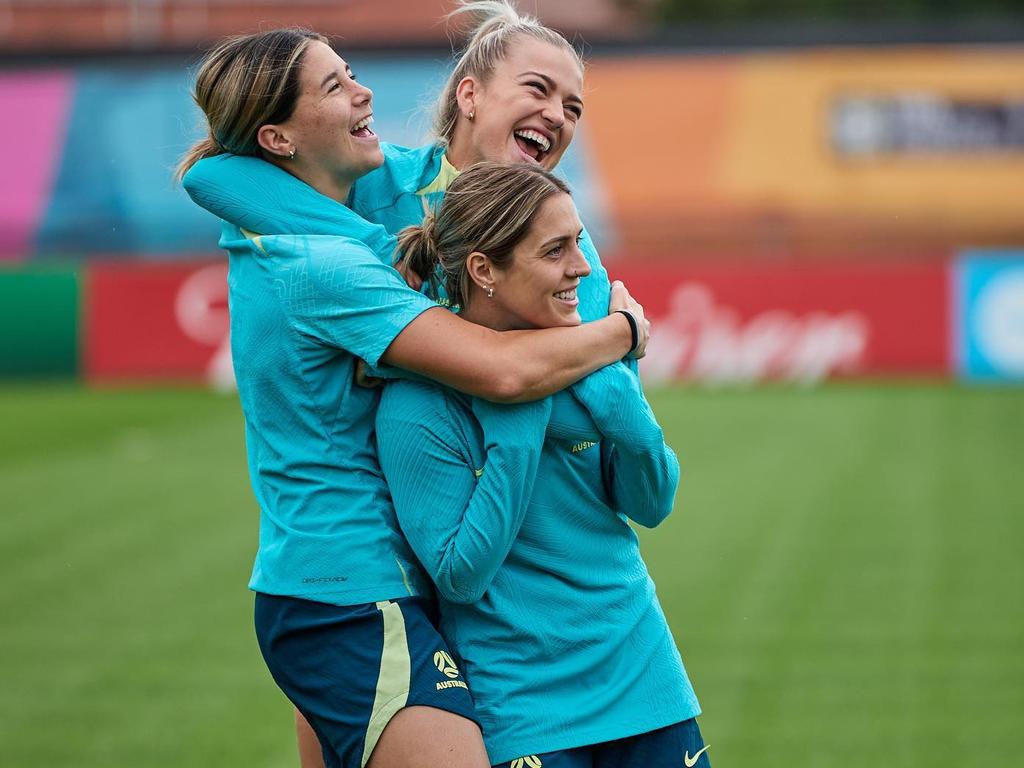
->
[376, 163, 706, 767]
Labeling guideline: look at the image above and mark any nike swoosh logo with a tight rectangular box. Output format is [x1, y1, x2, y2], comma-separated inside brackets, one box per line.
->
[684, 745, 710, 767]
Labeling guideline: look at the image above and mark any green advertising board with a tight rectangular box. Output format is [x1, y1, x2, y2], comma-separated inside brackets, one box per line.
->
[0, 267, 80, 378]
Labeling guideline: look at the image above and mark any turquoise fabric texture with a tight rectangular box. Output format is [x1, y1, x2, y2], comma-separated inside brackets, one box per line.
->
[184, 142, 698, 759]
[216, 222, 436, 604]
[375, 363, 698, 763]
[183, 143, 634, 436]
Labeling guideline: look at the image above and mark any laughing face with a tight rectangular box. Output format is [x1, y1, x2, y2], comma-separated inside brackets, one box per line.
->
[274, 41, 384, 197]
[486, 192, 590, 330]
[457, 37, 584, 170]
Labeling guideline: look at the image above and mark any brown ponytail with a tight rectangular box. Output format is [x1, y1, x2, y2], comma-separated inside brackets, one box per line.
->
[395, 162, 570, 309]
[175, 131, 223, 184]
[396, 213, 445, 299]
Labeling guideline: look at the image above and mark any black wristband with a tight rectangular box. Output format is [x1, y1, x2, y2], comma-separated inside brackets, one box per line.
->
[614, 309, 640, 354]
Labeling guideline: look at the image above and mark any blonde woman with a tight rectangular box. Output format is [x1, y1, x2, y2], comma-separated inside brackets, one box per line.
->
[183, 0, 615, 325]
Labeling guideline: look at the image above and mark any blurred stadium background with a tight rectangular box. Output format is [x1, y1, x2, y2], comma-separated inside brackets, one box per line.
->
[2, 1, 1023, 766]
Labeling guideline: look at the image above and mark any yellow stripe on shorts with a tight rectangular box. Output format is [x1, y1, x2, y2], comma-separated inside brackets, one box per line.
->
[361, 600, 411, 767]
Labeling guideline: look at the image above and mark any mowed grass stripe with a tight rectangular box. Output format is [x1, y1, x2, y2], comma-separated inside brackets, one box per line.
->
[1, 383, 1022, 767]
[642, 384, 1024, 767]
[1, 386, 294, 767]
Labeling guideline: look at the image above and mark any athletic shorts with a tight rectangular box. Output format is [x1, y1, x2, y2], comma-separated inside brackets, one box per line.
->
[254, 593, 478, 768]
[494, 718, 710, 768]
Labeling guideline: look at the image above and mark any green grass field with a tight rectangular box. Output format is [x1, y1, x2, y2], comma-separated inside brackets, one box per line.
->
[2, 382, 1022, 767]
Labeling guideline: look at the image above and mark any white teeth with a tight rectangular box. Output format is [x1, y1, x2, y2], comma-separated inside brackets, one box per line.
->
[554, 288, 577, 301]
[351, 116, 373, 133]
[515, 129, 551, 152]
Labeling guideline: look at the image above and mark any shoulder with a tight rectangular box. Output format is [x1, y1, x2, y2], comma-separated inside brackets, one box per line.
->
[183, 153, 280, 190]
[578, 226, 605, 268]
[381, 141, 441, 169]
[253, 234, 414, 299]
[351, 142, 443, 212]
[378, 380, 477, 456]
[379, 379, 465, 425]
[381, 141, 436, 163]
[254, 233, 376, 263]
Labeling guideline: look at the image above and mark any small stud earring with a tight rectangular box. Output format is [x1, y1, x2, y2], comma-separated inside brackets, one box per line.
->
[486, 286, 494, 298]
[468, 110, 475, 121]
[288, 148, 296, 159]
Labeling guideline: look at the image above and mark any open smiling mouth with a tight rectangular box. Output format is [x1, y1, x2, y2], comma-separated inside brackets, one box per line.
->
[554, 287, 578, 305]
[351, 116, 376, 139]
[514, 129, 551, 163]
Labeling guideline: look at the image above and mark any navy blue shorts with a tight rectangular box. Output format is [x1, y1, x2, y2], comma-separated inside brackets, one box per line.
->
[254, 593, 479, 768]
[494, 719, 710, 768]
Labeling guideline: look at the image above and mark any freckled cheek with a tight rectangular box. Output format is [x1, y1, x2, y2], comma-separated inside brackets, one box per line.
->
[311, 106, 345, 137]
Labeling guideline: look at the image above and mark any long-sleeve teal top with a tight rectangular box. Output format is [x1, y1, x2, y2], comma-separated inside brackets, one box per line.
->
[183, 145, 635, 435]
[375, 362, 699, 763]
[184, 143, 614, 325]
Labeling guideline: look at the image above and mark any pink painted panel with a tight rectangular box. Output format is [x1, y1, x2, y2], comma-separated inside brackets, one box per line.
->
[0, 71, 73, 260]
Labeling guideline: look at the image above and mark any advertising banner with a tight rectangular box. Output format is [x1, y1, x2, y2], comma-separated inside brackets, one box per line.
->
[0, 72, 71, 261]
[611, 261, 950, 384]
[77, 258, 957, 387]
[955, 252, 1024, 382]
[0, 267, 79, 377]
[83, 260, 232, 386]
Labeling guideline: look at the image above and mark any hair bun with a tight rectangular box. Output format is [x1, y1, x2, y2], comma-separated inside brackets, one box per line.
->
[451, 1, 537, 43]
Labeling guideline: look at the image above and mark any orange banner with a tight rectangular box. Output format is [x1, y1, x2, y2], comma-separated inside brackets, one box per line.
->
[584, 47, 1024, 252]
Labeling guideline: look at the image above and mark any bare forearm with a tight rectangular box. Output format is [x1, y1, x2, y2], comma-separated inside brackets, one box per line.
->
[491, 313, 633, 402]
[383, 308, 632, 403]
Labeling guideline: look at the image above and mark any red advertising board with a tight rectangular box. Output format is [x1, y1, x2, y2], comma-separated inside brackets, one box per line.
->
[83, 260, 232, 385]
[81, 258, 951, 386]
[609, 261, 951, 383]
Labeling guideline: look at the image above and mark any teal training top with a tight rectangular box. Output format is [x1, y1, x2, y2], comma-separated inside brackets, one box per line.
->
[181, 148, 635, 607]
[375, 363, 700, 762]
[185, 144, 613, 323]
[216, 218, 436, 604]
[183, 146, 633, 436]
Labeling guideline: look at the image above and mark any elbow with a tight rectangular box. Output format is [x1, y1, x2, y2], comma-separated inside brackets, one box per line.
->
[436, 579, 486, 605]
[435, 565, 489, 604]
[632, 497, 674, 529]
[480, 370, 529, 404]
[630, 462, 679, 529]
[480, 342, 544, 402]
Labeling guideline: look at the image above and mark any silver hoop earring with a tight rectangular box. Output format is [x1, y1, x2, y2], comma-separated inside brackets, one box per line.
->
[486, 286, 494, 298]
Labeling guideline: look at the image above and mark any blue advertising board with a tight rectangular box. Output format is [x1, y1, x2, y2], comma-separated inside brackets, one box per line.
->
[955, 251, 1024, 382]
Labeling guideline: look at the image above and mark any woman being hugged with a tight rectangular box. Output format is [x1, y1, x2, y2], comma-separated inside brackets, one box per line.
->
[377, 163, 708, 767]
[183, 0, 617, 327]
[177, 29, 645, 768]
